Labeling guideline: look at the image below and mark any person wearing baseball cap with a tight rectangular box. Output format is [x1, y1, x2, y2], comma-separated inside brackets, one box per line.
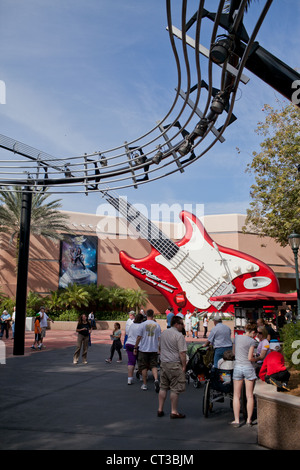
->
[259, 341, 290, 391]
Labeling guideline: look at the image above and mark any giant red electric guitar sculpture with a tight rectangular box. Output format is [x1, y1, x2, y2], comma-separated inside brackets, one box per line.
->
[102, 190, 279, 314]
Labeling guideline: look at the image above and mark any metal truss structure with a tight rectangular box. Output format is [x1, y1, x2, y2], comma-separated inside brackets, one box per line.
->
[2, 0, 300, 355]
[0, 0, 299, 197]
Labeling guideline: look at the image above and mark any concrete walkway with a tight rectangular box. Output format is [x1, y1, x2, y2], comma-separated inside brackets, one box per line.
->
[0, 331, 266, 452]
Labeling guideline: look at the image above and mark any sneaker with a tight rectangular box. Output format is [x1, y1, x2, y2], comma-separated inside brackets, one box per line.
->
[116, 360, 122, 363]
[105, 359, 112, 363]
[170, 413, 186, 419]
[82, 361, 88, 364]
[141, 384, 148, 391]
[269, 377, 282, 388]
[154, 380, 160, 393]
[30, 346, 36, 350]
[128, 378, 133, 385]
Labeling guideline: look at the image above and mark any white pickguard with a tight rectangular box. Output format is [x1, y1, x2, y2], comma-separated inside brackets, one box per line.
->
[155, 217, 259, 309]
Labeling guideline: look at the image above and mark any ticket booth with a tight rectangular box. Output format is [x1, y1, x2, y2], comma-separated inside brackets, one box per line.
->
[209, 291, 298, 336]
[234, 305, 274, 335]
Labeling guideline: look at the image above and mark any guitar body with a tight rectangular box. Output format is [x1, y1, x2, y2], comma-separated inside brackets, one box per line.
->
[119, 210, 279, 314]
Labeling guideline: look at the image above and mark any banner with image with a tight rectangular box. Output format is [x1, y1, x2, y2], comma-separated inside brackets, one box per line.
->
[59, 235, 98, 288]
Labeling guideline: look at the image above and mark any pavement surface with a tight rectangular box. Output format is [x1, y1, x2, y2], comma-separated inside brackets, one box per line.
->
[0, 329, 266, 454]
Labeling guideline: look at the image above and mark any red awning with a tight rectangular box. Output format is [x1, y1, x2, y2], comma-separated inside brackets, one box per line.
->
[210, 291, 298, 303]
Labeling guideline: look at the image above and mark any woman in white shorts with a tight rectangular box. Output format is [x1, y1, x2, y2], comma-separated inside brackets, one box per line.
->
[231, 323, 258, 427]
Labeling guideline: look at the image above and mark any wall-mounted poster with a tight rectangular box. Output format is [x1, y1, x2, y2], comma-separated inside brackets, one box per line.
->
[59, 235, 98, 288]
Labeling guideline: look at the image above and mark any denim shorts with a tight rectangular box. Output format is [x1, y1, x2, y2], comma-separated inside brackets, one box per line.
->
[233, 365, 257, 381]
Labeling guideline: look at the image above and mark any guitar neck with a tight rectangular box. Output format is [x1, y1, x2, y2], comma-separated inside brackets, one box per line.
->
[102, 191, 179, 260]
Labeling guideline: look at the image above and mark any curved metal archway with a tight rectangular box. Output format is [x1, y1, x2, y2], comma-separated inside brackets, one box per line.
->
[2, 0, 299, 355]
[1, 0, 297, 197]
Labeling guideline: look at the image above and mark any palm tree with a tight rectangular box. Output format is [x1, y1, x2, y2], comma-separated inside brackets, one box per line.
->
[223, 0, 256, 13]
[0, 186, 73, 245]
[25, 291, 43, 316]
[0, 187, 74, 274]
[44, 290, 65, 316]
[126, 288, 148, 314]
[60, 283, 90, 310]
[108, 286, 128, 312]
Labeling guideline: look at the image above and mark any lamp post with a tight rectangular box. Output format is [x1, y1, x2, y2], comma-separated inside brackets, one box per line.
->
[288, 232, 300, 320]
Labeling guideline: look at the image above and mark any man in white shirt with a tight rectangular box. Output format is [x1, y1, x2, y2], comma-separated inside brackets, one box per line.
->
[39, 307, 54, 348]
[134, 309, 161, 392]
[157, 315, 187, 419]
[124, 311, 135, 349]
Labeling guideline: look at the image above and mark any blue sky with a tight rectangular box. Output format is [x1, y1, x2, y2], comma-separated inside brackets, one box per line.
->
[0, 0, 299, 222]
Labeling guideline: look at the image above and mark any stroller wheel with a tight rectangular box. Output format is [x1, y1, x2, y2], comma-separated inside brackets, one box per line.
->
[203, 380, 213, 417]
[193, 378, 200, 388]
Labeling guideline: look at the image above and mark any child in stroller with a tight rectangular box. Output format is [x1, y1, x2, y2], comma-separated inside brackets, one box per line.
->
[203, 350, 235, 417]
[186, 344, 212, 387]
[211, 350, 235, 394]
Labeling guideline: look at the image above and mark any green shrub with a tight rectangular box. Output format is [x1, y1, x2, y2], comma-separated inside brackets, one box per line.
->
[96, 311, 129, 321]
[57, 310, 81, 321]
[282, 322, 300, 371]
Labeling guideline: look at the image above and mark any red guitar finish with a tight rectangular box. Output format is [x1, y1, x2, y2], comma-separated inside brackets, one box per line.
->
[119, 211, 280, 314]
[101, 191, 279, 314]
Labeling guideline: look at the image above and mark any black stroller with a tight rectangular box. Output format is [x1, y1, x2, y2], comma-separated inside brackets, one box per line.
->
[202, 366, 234, 417]
[186, 344, 212, 388]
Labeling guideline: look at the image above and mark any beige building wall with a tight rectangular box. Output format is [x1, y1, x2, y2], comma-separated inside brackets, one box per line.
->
[0, 211, 297, 313]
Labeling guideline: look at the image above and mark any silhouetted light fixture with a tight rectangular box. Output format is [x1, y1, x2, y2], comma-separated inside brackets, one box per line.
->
[135, 153, 147, 166]
[153, 146, 163, 164]
[100, 155, 107, 167]
[210, 35, 234, 65]
[210, 91, 229, 115]
[178, 138, 192, 156]
[193, 117, 208, 137]
[288, 232, 300, 320]
[64, 164, 72, 177]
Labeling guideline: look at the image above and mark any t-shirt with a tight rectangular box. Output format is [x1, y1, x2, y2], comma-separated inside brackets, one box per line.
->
[137, 319, 161, 352]
[256, 339, 270, 363]
[265, 324, 277, 340]
[166, 312, 174, 327]
[207, 322, 232, 348]
[39, 312, 49, 328]
[159, 327, 187, 363]
[111, 329, 121, 341]
[217, 359, 235, 370]
[126, 323, 142, 346]
[234, 334, 256, 367]
[1, 313, 11, 322]
[34, 319, 41, 334]
[258, 351, 287, 381]
[76, 322, 91, 336]
[125, 318, 134, 335]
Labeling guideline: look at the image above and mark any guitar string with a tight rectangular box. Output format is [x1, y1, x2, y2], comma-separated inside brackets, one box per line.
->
[101, 188, 223, 296]
[102, 188, 221, 294]
[107, 196, 221, 298]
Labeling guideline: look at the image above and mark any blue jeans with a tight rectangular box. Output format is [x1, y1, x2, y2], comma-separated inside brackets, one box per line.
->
[213, 346, 232, 368]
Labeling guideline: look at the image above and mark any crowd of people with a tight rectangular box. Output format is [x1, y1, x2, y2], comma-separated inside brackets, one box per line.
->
[99, 306, 292, 424]
[5, 302, 291, 423]
[0, 305, 54, 347]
